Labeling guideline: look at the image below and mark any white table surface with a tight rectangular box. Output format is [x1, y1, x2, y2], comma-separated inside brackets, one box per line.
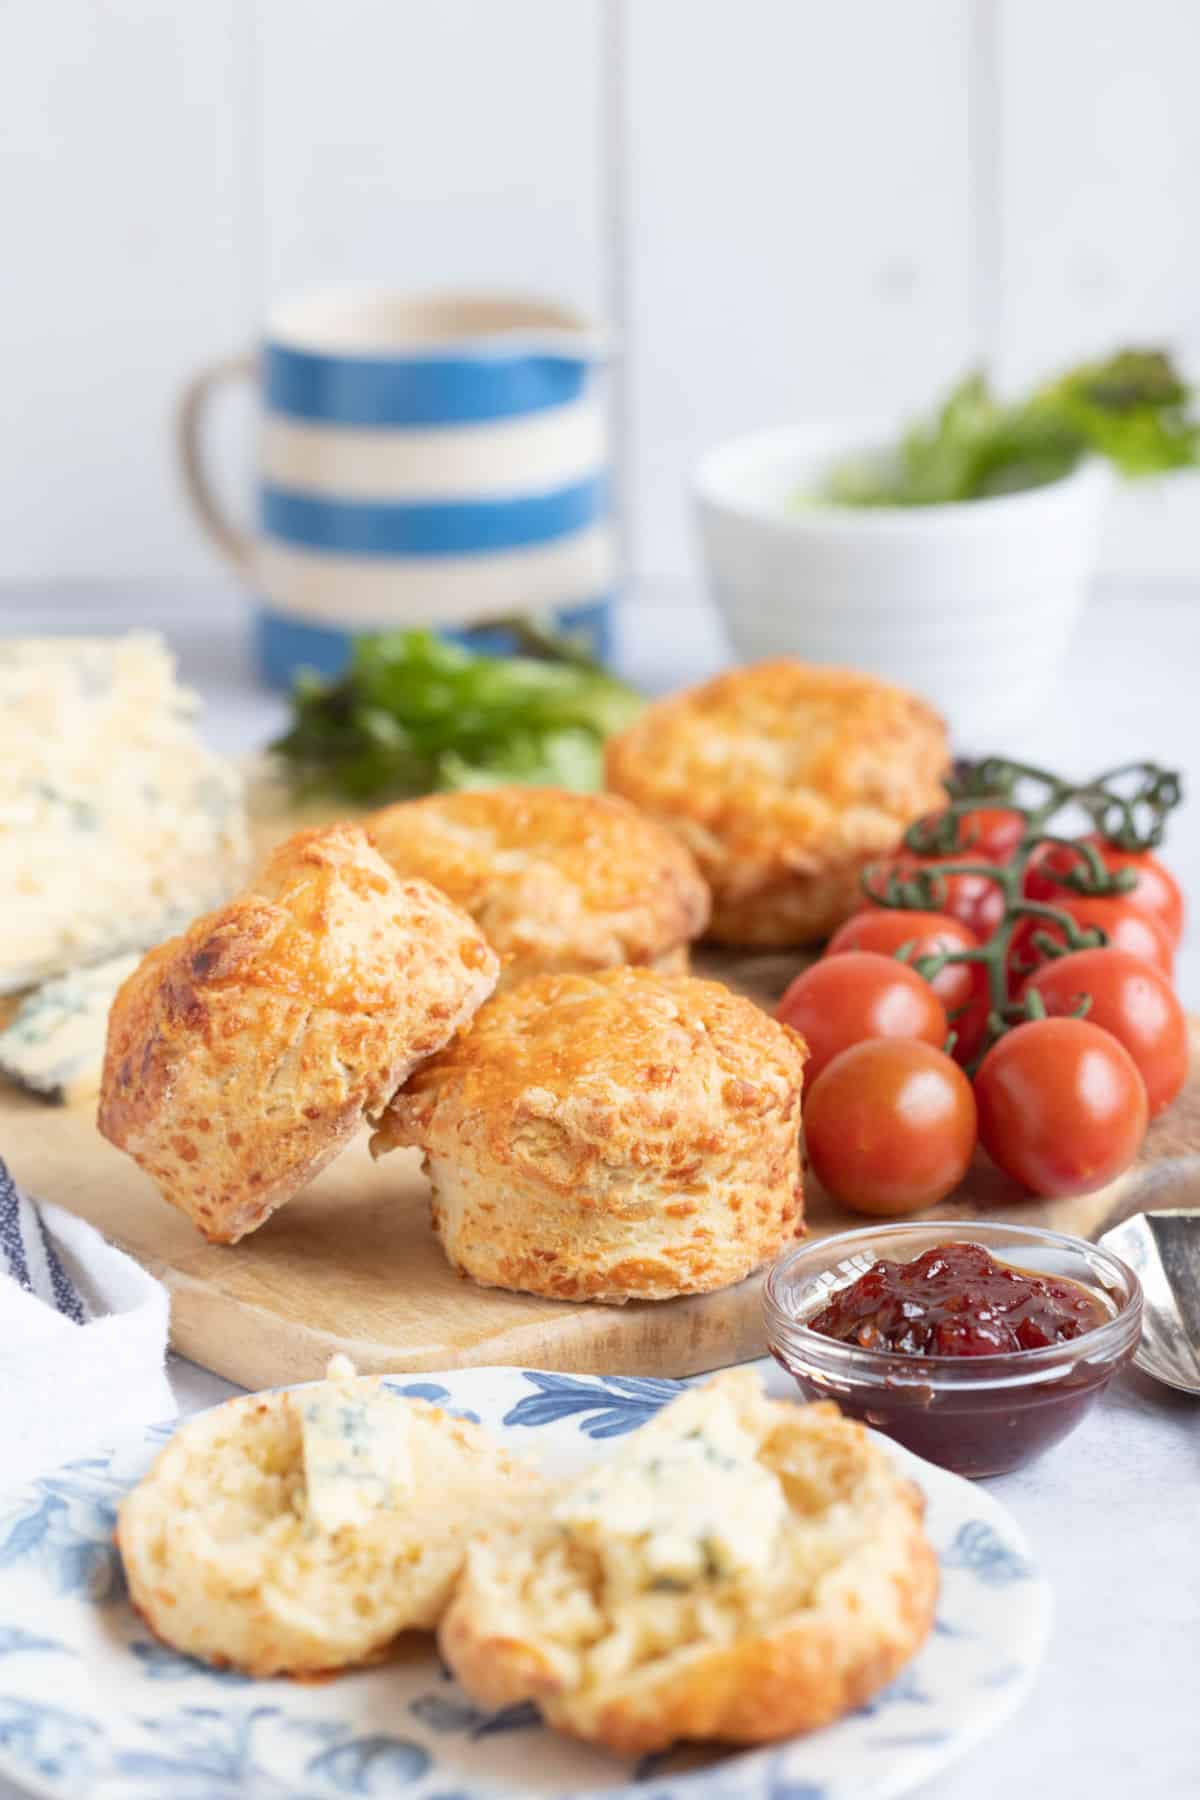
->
[1, 577, 1198, 1800]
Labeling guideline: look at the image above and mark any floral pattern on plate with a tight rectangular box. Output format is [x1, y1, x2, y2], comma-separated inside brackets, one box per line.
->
[0, 1367, 1051, 1800]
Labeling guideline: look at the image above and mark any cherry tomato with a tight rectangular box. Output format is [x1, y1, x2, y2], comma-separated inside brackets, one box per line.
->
[803, 1039, 977, 1216]
[1092, 842, 1185, 946]
[1025, 836, 1183, 948]
[946, 964, 994, 1067]
[863, 857, 1006, 941]
[1022, 948, 1188, 1118]
[917, 806, 1026, 863]
[776, 951, 949, 1089]
[1009, 895, 1174, 987]
[824, 909, 980, 1014]
[974, 1017, 1148, 1198]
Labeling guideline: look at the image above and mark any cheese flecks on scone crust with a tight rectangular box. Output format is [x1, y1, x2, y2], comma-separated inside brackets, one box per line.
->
[374, 968, 807, 1303]
[117, 1366, 545, 1677]
[439, 1370, 938, 1755]
[98, 823, 499, 1243]
[605, 659, 950, 947]
[366, 786, 711, 990]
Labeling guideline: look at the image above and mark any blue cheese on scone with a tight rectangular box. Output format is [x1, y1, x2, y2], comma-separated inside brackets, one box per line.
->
[0, 951, 139, 1104]
[553, 1384, 787, 1586]
[0, 634, 248, 993]
[291, 1359, 414, 1535]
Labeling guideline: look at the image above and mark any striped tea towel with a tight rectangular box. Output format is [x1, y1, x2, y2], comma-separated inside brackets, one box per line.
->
[0, 1153, 175, 1490]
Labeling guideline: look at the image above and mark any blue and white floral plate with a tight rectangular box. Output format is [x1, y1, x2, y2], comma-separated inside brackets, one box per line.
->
[0, 1368, 1050, 1800]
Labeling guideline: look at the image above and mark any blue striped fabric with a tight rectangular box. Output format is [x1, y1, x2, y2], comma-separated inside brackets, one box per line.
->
[261, 474, 606, 559]
[254, 597, 614, 686]
[0, 1154, 87, 1324]
[265, 343, 587, 427]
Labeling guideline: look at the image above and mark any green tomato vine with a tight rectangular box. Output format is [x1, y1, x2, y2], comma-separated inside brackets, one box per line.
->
[861, 757, 1183, 1069]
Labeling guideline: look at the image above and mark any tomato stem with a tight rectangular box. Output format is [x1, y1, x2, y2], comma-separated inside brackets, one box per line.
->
[861, 755, 1183, 1070]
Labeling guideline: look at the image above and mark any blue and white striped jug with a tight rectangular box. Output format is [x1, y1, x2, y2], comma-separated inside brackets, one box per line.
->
[178, 289, 614, 686]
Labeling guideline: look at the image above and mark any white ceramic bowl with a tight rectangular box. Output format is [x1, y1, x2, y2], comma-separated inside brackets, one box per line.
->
[694, 426, 1110, 745]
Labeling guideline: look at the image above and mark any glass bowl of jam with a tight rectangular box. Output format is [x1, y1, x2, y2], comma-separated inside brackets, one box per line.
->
[763, 1222, 1142, 1477]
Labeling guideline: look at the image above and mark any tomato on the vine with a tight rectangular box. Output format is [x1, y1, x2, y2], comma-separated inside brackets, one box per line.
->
[1025, 834, 1183, 948]
[946, 967, 993, 1067]
[974, 1017, 1148, 1198]
[861, 857, 1006, 942]
[823, 909, 980, 1014]
[776, 951, 948, 1089]
[921, 805, 1026, 863]
[1009, 894, 1174, 987]
[803, 1039, 977, 1216]
[1022, 948, 1188, 1119]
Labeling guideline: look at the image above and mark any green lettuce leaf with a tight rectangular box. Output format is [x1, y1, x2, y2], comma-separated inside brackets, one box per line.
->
[270, 628, 643, 803]
[815, 346, 1199, 508]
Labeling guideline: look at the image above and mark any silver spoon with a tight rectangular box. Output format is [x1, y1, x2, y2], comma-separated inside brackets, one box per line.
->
[1099, 1210, 1200, 1395]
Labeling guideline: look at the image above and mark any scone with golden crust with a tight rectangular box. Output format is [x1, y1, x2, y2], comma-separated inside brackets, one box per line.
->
[118, 1361, 545, 1677]
[374, 967, 807, 1302]
[605, 660, 949, 947]
[366, 786, 710, 989]
[440, 1369, 937, 1754]
[98, 823, 498, 1243]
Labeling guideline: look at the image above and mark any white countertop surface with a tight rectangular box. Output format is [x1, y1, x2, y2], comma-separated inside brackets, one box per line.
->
[1, 578, 1197, 1800]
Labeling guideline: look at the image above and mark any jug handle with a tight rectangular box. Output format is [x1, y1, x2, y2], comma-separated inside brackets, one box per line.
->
[177, 352, 256, 579]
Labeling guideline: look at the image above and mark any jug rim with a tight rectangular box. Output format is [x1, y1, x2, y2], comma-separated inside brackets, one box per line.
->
[266, 285, 606, 362]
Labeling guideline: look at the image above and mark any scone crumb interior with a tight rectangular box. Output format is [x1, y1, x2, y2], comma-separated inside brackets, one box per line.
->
[117, 1368, 544, 1678]
[439, 1370, 937, 1751]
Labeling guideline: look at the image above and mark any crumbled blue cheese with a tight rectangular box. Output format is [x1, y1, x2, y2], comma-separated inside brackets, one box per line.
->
[0, 635, 248, 993]
[290, 1361, 414, 1535]
[553, 1386, 786, 1587]
[0, 951, 139, 1104]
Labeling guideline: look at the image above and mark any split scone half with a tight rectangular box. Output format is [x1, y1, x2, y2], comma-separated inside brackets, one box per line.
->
[373, 967, 808, 1302]
[440, 1370, 937, 1754]
[367, 786, 711, 989]
[605, 659, 949, 947]
[118, 1359, 545, 1677]
[98, 823, 498, 1242]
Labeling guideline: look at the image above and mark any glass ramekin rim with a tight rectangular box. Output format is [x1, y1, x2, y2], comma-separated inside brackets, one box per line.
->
[763, 1218, 1143, 1379]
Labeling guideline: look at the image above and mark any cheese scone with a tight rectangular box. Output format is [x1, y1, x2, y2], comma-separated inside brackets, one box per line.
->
[98, 823, 498, 1243]
[440, 1370, 937, 1754]
[605, 659, 949, 947]
[374, 968, 807, 1302]
[367, 786, 710, 989]
[118, 1360, 545, 1677]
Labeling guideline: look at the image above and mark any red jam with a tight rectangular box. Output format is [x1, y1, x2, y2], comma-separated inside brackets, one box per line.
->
[807, 1241, 1110, 1357]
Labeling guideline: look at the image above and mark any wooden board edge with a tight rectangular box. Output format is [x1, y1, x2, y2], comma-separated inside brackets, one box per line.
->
[161, 1263, 770, 1386]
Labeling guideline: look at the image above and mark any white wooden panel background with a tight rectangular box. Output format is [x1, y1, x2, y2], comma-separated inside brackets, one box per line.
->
[0, 2, 255, 581]
[0, 0, 1197, 589]
[996, 0, 1200, 574]
[622, 0, 975, 580]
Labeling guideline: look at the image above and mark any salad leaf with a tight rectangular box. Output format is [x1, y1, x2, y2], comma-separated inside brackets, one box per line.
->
[817, 346, 1200, 508]
[270, 628, 643, 802]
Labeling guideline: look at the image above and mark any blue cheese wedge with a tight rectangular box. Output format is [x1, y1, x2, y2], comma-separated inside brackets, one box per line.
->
[0, 951, 139, 1104]
[290, 1359, 414, 1536]
[0, 634, 248, 994]
[553, 1385, 787, 1588]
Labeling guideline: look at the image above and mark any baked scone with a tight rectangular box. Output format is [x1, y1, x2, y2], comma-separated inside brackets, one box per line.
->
[440, 1369, 937, 1753]
[373, 967, 807, 1302]
[98, 823, 498, 1243]
[366, 786, 710, 989]
[605, 660, 949, 947]
[118, 1359, 545, 1676]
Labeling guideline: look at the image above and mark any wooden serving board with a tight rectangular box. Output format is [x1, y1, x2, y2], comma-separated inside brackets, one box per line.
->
[3, 951, 1198, 1392]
